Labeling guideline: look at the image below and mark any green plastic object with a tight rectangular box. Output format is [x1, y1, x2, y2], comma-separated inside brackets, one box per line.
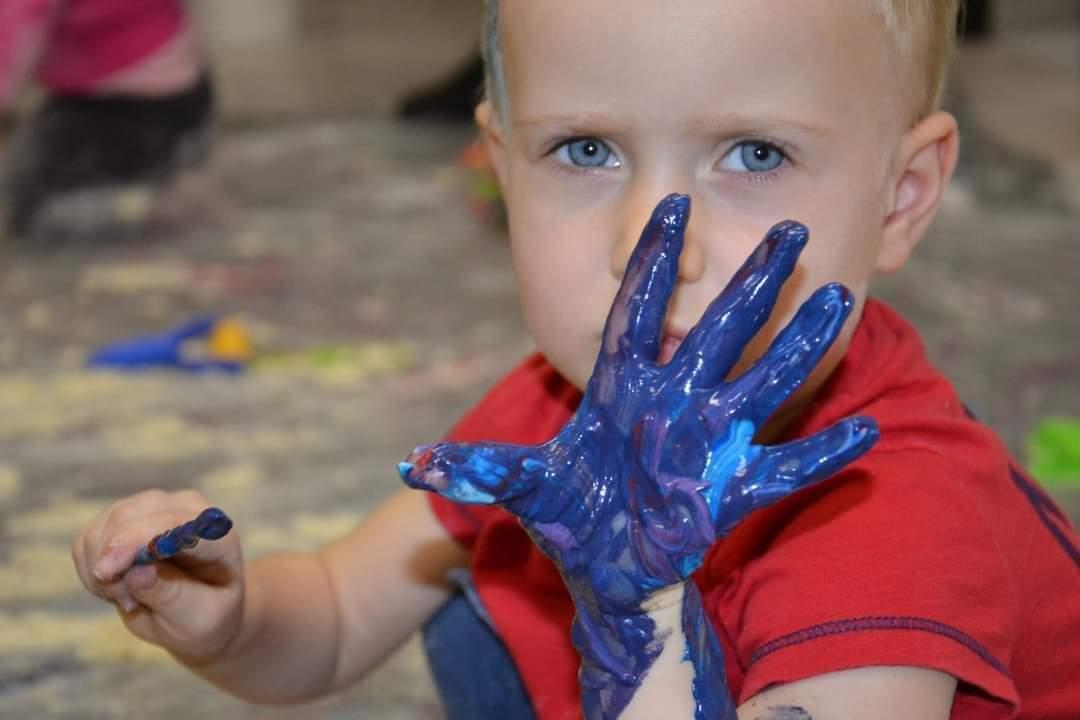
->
[1027, 418, 1080, 487]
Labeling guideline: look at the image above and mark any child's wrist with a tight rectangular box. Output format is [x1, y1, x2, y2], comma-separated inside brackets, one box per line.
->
[565, 583, 688, 681]
[569, 582, 688, 634]
[568, 581, 726, 719]
[640, 583, 687, 624]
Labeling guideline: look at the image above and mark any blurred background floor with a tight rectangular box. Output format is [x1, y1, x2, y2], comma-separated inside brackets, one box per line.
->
[0, 2, 1077, 718]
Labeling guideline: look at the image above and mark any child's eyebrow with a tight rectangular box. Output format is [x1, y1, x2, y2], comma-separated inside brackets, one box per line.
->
[686, 113, 833, 139]
[514, 111, 832, 139]
[513, 112, 621, 133]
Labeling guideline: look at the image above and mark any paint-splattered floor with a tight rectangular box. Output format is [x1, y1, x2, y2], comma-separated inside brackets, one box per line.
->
[1, 5, 1078, 718]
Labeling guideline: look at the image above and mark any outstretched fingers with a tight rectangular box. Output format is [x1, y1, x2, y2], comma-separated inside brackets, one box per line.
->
[712, 283, 853, 430]
[732, 416, 879, 521]
[398, 441, 549, 509]
[599, 194, 690, 367]
[671, 221, 808, 390]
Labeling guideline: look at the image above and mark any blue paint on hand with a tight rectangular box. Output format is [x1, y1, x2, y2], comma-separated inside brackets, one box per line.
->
[133, 507, 234, 566]
[400, 194, 878, 719]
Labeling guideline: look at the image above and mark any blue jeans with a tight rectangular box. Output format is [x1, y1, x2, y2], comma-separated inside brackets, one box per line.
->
[422, 571, 538, 720]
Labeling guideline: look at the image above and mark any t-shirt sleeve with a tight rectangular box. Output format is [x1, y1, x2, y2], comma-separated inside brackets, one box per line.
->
[707, 448, 1021, 718]
[424, 353, 579, 550]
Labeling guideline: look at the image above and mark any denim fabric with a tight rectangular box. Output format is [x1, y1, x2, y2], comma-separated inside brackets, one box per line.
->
[422, 572, 538, 720]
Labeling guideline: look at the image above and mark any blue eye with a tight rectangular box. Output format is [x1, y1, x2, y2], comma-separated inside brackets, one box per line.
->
[721, 141, 786, 173]
[556, 138, 621, 169]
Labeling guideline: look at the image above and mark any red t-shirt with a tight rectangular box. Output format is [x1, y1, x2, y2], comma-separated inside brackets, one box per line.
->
[430, 299, 1080, 719]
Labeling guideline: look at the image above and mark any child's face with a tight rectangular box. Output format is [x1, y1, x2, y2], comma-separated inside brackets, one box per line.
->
[486, 0, 939, 405]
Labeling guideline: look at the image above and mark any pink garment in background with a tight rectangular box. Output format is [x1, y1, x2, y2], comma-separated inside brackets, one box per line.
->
[0, 0, 184, 107]
[0, 0, 55, 106]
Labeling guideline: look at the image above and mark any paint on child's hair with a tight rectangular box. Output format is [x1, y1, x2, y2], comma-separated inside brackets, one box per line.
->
[400, 194, 877, 719]
[132, 507, 233, 566]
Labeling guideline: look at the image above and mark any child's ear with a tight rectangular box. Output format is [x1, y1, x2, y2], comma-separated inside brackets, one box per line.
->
[475, 100, 510, 191]
[878, 111, 960, 274]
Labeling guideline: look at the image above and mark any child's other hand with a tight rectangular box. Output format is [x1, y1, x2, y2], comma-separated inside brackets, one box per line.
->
[400, 195, 878, 614]
[72, 489, 245, 661]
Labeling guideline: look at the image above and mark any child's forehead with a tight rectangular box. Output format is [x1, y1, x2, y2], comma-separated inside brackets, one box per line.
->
[492, 0, 951, 126]
[501, 0, 898, 126]
[501, 0, 891, 81]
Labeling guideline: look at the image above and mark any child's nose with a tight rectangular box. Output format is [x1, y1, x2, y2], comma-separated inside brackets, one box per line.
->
[610, 194, 705, 285]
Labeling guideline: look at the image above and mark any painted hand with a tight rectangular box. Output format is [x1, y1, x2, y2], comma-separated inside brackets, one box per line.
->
[400, 194, 878, 717]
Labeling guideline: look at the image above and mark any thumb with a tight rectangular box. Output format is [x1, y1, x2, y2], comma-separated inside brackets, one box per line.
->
[399, 441, 548, 508]
[124, 563, 185, 612]
[124, 532, 242, 613]
[124, 559, 229, 617]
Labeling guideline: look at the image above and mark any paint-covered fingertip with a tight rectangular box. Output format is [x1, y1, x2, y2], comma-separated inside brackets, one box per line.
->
[196, 508, 233, 540]
[765, 219, 809, 250]
[816, 281, 855, 312]
[660, 193, 691, 211]
[654, 193, 691, 230]
[849, 416, 880, 446]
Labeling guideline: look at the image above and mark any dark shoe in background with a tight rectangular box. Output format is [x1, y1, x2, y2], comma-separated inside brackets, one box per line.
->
[960, 0, 994, 42]
[397, 52, 484, 124]
[3, 74, 214, 237]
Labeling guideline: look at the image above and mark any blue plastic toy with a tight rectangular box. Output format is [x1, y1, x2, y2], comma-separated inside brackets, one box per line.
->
[87, 316, 248, 373]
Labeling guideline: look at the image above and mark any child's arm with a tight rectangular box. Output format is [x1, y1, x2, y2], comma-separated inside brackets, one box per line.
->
[617, 582, 957, 719]
[735, 665, 956, 719]
[73, 488, 466, 704]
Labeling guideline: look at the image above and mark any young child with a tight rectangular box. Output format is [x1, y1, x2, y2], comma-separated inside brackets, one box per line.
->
[72, 1, 1080, 718]
[0, 0, 212, 234]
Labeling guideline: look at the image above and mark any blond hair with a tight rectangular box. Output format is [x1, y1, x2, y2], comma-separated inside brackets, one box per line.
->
[874, 0, 962, 120]
[481, 0, 961, 126]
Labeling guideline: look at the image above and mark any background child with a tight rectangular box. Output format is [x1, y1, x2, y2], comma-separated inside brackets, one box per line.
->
[72, 1, 1080, 718]
[0, 0, 212, 235]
